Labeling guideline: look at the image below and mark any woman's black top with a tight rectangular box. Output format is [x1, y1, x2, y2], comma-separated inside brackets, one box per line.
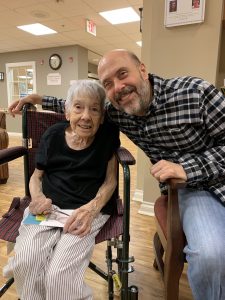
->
[35, 119, 120, 215]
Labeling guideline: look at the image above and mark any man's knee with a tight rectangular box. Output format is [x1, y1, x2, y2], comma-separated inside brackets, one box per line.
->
[188, 242, 225, 276]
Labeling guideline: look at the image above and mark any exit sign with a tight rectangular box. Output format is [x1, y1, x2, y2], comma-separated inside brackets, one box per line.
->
[86, 19, 96, 36]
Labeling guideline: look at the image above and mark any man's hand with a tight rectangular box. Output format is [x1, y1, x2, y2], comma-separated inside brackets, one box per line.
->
[150, 160, 187, 182]
[8, 94, 42, 117]
[29, 197, 52, 215]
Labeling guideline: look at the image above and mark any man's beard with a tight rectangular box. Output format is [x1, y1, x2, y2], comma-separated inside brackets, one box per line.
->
[114, 79, 150, 116]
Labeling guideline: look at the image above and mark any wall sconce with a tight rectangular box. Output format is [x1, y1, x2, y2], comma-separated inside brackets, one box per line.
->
[0, 72, 4, 81]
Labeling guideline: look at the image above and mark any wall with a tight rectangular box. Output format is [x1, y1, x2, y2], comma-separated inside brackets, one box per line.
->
[218, 28, 225, 87]
[143, 0, 223, 83]
[216, 0, 225, 87]
[0, 45, 89, 133]
[135, 0, 224, 216]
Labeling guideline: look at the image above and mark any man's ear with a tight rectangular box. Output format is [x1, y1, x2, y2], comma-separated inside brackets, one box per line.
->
[139, 63, 148, 80]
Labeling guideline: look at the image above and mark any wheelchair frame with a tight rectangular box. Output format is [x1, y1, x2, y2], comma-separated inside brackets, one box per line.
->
[0, 105, 139, 299]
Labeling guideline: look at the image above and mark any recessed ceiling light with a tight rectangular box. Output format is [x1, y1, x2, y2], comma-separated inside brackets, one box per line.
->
[17, 23, 57, 36]
[99, 7, 140, 25]
[136, 41, 142, 47]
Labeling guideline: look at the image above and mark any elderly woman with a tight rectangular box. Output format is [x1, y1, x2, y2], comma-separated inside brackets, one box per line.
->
[4, 80, 120, 300]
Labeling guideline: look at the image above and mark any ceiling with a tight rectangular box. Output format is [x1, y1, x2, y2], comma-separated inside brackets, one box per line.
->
[0, 0, 143, 65]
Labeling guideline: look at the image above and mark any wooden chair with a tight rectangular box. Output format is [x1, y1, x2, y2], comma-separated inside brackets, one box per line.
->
[153, 179, 187, 300]
[0, 106, 139, 299]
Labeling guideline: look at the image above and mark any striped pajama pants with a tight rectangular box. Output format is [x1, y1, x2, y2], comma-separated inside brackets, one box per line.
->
[3, 208, 109, 300]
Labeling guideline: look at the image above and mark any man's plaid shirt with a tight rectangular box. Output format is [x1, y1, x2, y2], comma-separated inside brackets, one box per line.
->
[42, 74, 225, 202]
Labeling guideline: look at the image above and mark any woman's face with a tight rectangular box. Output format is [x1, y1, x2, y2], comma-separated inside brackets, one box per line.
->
[66, 95, 103, 139]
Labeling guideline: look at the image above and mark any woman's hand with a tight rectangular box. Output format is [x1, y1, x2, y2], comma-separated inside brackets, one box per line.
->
[63, 204, 95, 237]
[29, 168, 52, 215]
[29, 196, 52, 215]
[150, 160, 187, 182]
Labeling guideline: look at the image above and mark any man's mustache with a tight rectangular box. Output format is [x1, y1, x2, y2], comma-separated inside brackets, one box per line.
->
[115, 86, 136, 102]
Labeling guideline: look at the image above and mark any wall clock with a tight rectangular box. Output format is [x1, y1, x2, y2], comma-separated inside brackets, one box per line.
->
[49, 54, 62, 70]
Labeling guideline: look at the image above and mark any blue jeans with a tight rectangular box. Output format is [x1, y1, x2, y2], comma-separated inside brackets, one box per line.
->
[178, 189, 225, 300]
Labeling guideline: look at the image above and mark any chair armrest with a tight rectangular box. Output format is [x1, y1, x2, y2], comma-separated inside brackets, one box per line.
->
[165, 178, 186, 269]
[115, 146, 136, 166]
[0, 146, 27, 165]
[167, 178, 187, 189]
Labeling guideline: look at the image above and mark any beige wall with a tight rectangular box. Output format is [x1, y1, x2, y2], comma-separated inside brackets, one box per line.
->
[218, 27, 225, 87]
[143, 0, 223, 83]
[136, 0, 224, 215]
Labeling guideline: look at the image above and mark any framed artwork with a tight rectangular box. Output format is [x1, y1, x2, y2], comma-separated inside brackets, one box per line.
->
[164, 0, 205, 27]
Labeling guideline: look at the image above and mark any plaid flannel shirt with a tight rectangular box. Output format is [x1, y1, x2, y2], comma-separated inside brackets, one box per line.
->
[42, 74, 225, 202]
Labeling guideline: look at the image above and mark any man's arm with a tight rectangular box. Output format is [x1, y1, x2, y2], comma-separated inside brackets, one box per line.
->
[42, 95, 65, 113]
[8, 94, 42, 117]
[64, 154, 118, 237]
[29, 168, 52, 215]
[8, 94, 65, 117]
[152, 84, 225, 186]
[178, 85, 225, 185]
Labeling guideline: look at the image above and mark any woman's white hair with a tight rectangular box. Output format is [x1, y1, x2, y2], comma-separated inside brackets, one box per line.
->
[65, 79, 106, 112]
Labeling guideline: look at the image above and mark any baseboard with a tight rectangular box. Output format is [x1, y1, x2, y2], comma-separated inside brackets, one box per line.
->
[132, 189, 143, 202]
[138, 201, 155, 216]
[8, 132, 22, 137]
[133, 189, 155, 216]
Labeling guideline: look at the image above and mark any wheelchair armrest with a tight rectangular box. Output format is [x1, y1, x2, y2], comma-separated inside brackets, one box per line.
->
[0, 146, 27, 165]
[115, 146, 136, 166]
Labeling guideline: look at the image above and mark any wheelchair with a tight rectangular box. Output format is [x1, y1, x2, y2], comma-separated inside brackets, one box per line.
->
[0, 104, 139, 299]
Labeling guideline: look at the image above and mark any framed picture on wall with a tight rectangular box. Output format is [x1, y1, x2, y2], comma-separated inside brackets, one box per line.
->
[164, 0, 205, 27]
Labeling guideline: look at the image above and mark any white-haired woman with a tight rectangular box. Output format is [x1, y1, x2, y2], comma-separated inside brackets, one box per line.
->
[4, 80, 120, 300]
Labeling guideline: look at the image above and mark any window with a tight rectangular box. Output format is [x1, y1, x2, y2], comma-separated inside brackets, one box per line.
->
[6, 61, 36, 105]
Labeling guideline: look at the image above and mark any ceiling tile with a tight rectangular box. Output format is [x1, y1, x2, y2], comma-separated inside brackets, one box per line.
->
[0, 0, 143, 62]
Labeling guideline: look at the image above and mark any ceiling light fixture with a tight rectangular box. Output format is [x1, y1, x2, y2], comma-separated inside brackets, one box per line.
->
[99, 7, 140, 25]
[17, 23, 57, 36]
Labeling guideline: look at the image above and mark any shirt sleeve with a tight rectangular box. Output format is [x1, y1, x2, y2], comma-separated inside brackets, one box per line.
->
[42, 96, 66, 113]
[178, 83, 225, 185]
